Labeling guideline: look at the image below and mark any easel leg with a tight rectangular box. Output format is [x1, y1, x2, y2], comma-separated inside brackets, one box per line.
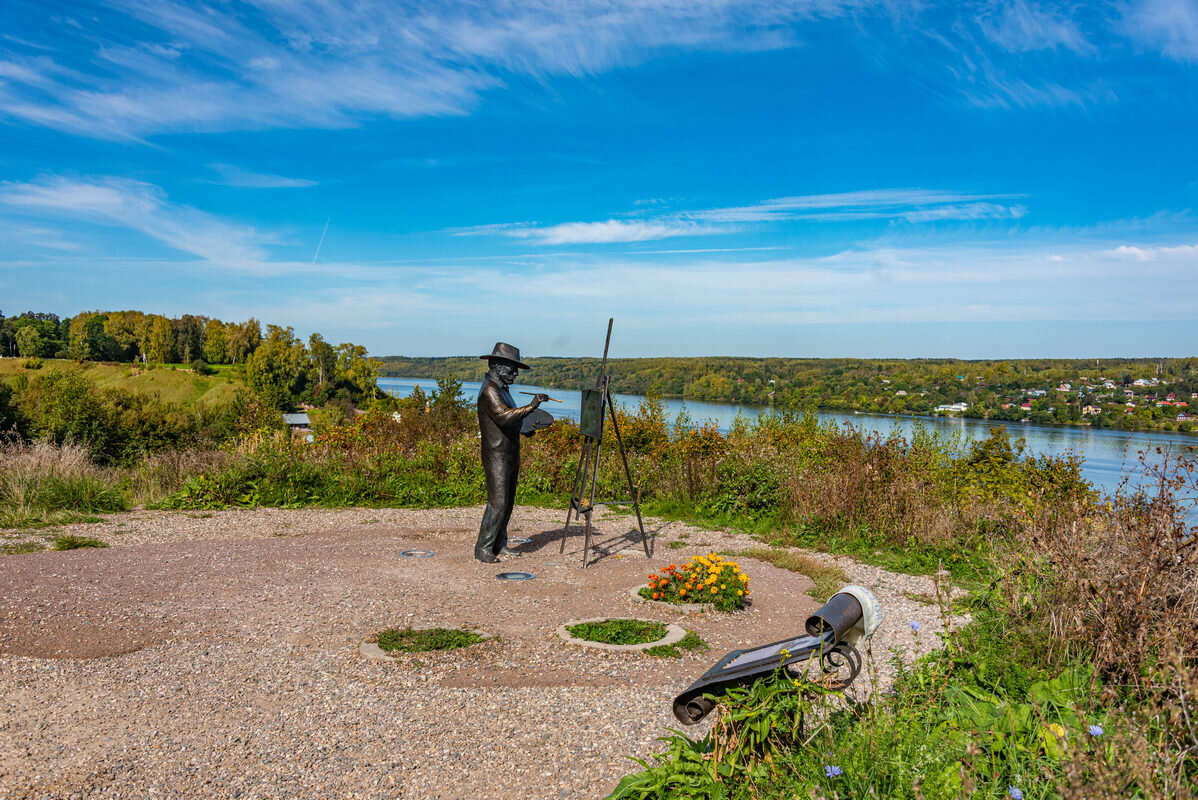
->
[561, 437, 592, 554]
[606, 391, 651, 559]
[581, 437, 601, 569]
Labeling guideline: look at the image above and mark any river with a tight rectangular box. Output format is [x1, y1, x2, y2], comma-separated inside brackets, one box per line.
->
[378, 377, 1197, 502]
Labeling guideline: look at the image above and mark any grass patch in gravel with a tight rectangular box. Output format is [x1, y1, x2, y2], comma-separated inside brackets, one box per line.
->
[50, 534, 109, 551]
[376, 627, 485, 653]
[1, 541, 45, 555]
[645, 631, 708, 659]
[735, 547, 849, 602]
[566, 619, 668, 646]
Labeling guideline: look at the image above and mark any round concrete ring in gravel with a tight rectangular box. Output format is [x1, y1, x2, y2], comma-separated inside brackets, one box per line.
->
[628, 585, 716, 614]
[359, 628, 493, 662]
[556, 617, 686, 653]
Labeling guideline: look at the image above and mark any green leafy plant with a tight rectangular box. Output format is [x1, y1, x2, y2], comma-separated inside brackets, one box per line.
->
[566, 619, 668, 646]
[375, 627, 485, 653]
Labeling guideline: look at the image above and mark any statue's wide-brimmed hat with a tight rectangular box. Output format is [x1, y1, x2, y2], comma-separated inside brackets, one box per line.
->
[480, 342, 529, 369]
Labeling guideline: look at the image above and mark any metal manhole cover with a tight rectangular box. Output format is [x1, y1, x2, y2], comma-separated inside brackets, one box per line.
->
[541, 561, 566, 567]
[400, 550, 434, 558]
[496, 571, 535, 581]
[508, 537, 531, 545]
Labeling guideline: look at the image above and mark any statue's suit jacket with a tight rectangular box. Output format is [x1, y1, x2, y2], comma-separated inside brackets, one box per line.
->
[477, 376, 533, 465]
[475, 375, 535, 558]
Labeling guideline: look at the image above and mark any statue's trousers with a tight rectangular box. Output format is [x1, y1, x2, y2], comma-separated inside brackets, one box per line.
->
[475, 450, 518, 559]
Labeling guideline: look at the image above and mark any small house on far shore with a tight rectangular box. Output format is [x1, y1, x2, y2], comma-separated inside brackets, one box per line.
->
[283, 413, 311, 433]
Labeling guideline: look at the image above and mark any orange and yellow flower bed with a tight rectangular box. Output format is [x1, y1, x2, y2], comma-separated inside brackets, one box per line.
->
[641, 553, 750, 612]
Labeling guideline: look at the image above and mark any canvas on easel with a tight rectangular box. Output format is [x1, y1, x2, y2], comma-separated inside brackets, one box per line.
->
[559, 318, 651, 568]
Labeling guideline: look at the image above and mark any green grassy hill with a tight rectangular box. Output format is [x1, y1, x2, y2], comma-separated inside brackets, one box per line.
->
[0, 358, 241, 407]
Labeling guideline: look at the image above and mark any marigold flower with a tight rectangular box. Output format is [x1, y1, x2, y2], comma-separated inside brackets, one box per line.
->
[710, 587, 717, 594]
[737, 590, 743, 596]
[720, 584, 725, 589]
[680, 589, 687, 597]
[653, 593, 660, 600]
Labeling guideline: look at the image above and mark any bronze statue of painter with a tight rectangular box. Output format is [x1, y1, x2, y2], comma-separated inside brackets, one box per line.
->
[475, 342, 549, 563]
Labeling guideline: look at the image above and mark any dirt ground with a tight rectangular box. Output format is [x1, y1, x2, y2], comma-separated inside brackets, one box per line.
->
[0, 506, 957, 799]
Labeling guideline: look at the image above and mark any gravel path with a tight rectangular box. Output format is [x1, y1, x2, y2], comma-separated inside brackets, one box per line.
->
[0, 507, 965, 799]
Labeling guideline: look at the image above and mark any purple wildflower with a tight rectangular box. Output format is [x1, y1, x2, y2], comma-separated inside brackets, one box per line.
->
[825, 765, 843, 779]
[909, 620, 921, 632]
[1008, 787, 1023, 800]
[1088, 724, 1104, 737]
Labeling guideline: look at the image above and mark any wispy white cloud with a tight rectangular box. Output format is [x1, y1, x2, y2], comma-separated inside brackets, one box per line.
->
[0, 0, 1169, 140]
[0, 176, 269, 264]
[5, 235, 1195, 357]
[1104, 242, 1198, 261]
[980, 0, 1096, 55]
[1119, 0, 1198, 62]
[900, 202, 1028, 222]
[496, 219, 725, 245]
[0, 0, 863, 139]
[459, 188, 1029, 244]
[208, 163, 316, 188]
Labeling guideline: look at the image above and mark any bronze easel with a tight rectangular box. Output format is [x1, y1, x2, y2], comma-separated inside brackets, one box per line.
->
[559, 318, 651, 568]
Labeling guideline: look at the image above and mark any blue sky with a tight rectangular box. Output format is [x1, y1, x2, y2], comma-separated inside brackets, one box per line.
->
[1, 0, 1196, 359]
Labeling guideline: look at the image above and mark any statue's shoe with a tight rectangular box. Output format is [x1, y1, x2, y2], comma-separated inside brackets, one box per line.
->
[476, 553, 500, 563]
[498, 547, 522, 557]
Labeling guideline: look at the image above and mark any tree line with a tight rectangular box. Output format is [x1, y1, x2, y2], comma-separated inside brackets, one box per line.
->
[0, 308, 387, 464]
[0, 308, 380, 411]
[377, 354, 1198, 432]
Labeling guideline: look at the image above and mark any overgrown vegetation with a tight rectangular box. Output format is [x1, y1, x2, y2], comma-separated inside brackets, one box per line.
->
[375, 627, 486, 652]
[566, 619, 669, 646]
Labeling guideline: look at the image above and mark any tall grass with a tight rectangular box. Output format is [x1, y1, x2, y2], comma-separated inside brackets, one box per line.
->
[0, 440, 127, 528]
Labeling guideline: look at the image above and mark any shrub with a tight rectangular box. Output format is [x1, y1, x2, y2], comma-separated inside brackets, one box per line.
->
[642, 553, 750, 612]
[20, 357, 43, 369]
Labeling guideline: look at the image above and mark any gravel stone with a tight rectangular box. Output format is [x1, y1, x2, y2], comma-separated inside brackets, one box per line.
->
[0, 506, 964, 799]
